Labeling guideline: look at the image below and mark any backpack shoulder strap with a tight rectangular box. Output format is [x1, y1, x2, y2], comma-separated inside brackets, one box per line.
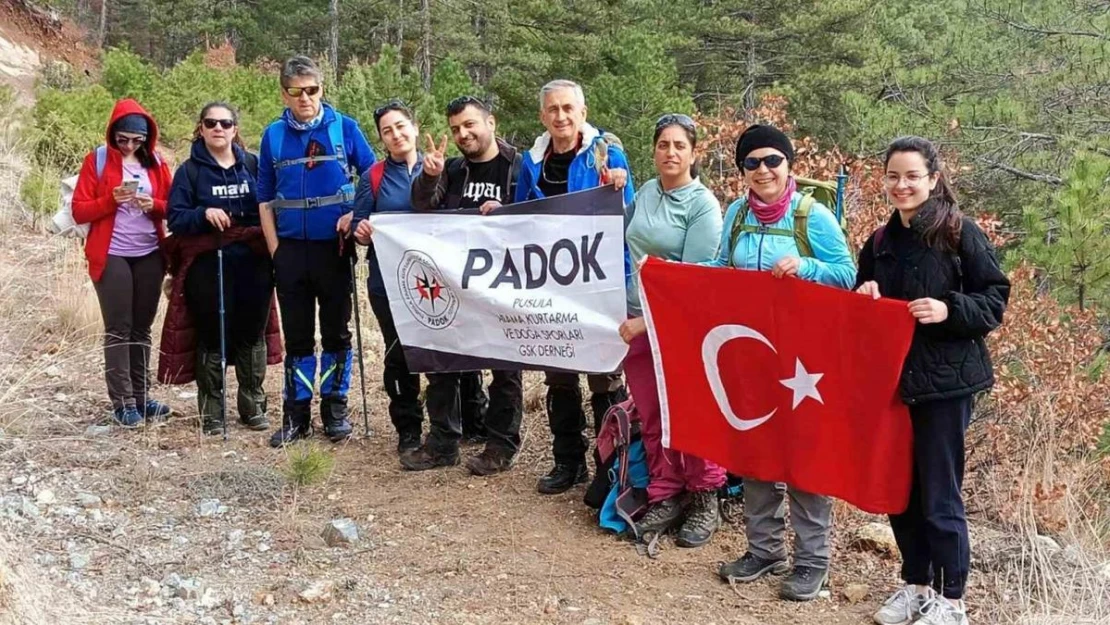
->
[369, 161, 386, 198]
[265, 123, 285, 168]
[328, 114, 347, 164]
[243, 151, 259, 179]
[509, 151, 523, 201]
[727, 199, 750, 267]
[95, 145, 108, 179]
[872, 225, 887, 255]
[182, 158, 200, 192]
[793, 195, 816, 258]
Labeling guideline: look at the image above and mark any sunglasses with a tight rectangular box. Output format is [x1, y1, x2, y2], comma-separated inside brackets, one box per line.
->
[742, 154, 786, 171]
[374, 98, 412, 121]
[115, 134, 145, 147]
[202, 118, 236, 130]
[284, 85, 321, 98]
[656, 113, 695, 131]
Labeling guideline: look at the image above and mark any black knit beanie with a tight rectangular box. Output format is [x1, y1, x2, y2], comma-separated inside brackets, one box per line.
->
[735, 124, 794, 168]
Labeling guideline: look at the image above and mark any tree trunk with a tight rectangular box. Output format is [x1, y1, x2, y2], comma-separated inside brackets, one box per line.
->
[329, 0, 340, 71]
[97, 0, 108, 48]
[419, 0, 431, 90]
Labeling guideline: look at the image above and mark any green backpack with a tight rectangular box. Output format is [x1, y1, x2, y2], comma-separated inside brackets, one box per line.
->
[728, 176, 847, 261]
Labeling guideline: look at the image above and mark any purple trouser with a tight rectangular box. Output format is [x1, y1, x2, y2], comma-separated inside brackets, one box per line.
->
[625, 333, 726, 504]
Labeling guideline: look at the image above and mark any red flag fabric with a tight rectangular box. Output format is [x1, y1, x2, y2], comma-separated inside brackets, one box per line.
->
[640, 258, 916, 514]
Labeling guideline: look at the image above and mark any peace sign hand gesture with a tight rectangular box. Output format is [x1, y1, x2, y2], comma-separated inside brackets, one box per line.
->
[422, 134, 449, 177]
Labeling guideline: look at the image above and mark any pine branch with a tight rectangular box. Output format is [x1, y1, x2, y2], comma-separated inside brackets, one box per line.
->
[977, 157, 1064, 185]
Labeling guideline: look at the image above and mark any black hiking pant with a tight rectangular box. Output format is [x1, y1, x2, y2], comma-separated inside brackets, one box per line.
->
[544, 371, 626, 465]
[426, 370, 523, 456]
[889, 395, 973, 600]
[368, 291, 424, 439]
[272, 238, 352, 357]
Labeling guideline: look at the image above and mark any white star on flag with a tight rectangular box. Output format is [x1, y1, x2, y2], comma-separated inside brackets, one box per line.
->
[779, 358, 824, 410]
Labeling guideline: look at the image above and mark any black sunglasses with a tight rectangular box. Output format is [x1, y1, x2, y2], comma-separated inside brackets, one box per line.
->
[742, 154, 786, 171]
[284, 85, 321, 98]
[374, 98, 411, 118]
[656, 113, 695, 131]
[202, 118, 236, 130]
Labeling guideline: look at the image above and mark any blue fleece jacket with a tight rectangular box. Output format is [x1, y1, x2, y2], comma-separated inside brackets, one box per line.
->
[256, 102, 375, 241]
[168, 140, 259, 235]
[515, 123, 636, 283]
[706, 192, 856, 289]
[352, 156, 423, 297]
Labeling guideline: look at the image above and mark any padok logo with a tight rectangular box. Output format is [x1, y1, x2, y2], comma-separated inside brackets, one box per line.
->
[398, 250, 459, 330]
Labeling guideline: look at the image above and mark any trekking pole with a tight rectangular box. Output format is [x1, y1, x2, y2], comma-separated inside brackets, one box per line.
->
[349, 253, 370, 437]
[217, 231, 229, 442]
[835, 164, 848, 223]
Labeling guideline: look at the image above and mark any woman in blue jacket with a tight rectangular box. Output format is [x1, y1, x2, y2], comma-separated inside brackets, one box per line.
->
[167, 102, 274, 435]
[714, 124, 855, 602]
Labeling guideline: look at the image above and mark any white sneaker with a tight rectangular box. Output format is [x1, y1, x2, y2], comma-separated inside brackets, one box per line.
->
[874, 585, 936, 625]
[913, 596, 969, 625]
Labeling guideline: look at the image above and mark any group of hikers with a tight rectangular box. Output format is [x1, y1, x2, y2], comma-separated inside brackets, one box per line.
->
[69, 54, 1010, 625]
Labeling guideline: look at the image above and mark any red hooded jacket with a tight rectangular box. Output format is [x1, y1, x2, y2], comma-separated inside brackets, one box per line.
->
[71, 99, 173, 282]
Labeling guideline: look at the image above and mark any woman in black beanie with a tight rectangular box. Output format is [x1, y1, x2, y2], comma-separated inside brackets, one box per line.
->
[712, 123, 856, 601]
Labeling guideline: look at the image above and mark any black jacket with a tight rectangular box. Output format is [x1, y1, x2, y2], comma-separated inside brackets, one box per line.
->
[411, 138, 521, 211]
[167, 140, 260, 235]
[856, 203, 1010, 405]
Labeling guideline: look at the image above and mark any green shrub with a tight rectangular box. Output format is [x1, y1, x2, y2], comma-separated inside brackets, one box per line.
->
[19, 166, 63, 217]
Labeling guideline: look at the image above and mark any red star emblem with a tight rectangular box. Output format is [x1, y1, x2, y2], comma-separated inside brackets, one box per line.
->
[414, 271, 445, 310]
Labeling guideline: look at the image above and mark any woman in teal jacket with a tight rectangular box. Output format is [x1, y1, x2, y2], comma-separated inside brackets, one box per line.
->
[714, 124, 854, 602]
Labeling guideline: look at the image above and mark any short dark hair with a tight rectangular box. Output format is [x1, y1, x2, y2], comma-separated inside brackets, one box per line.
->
[446, 95, 491, 118]
[373, 99, 414, 133]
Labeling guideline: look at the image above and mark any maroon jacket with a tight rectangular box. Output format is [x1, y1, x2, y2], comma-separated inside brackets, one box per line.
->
[157, 227, 282, 384]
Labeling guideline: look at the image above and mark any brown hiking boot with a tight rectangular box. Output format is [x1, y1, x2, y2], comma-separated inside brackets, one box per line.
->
[465, 447, 514, 476]
[634, 495, 686, 536]
[675, 489, 720, 548]
[399, 445, 459, 471]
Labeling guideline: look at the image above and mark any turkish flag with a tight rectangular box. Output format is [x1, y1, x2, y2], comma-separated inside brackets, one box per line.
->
[640, 258, 915, 514]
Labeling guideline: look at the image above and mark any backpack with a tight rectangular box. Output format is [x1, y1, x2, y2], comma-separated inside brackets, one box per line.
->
[584, 399, 649, 536]
[727, 176, 848, 263]
[52, 145, 109, 238]
[368, 160, 386, 198]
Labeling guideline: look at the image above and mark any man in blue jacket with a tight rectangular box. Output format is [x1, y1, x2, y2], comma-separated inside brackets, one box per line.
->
[516, 79, 634, 494]
[258, 55, 376, 447]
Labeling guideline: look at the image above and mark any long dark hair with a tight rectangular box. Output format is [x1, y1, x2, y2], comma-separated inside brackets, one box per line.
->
[884, 136, 962, 252]
[193, 101, 245, 149]
[653, 113, 699, 178]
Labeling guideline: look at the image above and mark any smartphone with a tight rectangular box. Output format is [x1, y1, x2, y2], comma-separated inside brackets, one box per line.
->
[122, 178, 139, 192]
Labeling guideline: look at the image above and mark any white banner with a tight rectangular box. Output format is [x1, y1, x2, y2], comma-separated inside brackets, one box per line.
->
[369, 186, 629, 373]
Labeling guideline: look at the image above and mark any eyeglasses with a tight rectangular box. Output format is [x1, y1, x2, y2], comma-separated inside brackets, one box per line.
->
[883, 172, 932, 187]
[742, 154, 786, 171]
[284, 85, 321, 98]
[115, 134, 146, 147]
[655, 113, 695, 131]
[202, 118, 236, 130]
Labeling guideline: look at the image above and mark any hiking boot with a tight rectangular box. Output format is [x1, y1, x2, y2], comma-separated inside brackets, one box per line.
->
[634, 495, 686, 536]
[112, 405, 143, 428]
[269, 402, 311, 448]
[399, 444, 459, 471]
[139, 399, 172, 422]
[780, 565, 828, 602]
[320, 396, 353, 442]
[239, 413, 269, 431]
[913, 597, 968, 625]
[875, 585, 936, 625]
[397, 430, 422, 454]
[462, 427, 488, 445]
[675, 490, 720, 548]
[718, 552, 790, 583]
[465, 447, 514, 476]
[536, 462, 588, 495]
[202, 416, 225, 436]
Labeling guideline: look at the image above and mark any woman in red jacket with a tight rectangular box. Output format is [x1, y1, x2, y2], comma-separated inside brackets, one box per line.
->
[72, 98, 173, 427]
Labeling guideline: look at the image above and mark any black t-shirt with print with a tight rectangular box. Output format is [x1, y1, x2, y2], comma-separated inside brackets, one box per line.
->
[538, 148, 574, 197]
[457, 157, 512, 209]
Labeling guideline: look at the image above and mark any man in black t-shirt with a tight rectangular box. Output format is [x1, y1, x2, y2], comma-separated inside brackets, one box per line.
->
[405, 96, 524, 476]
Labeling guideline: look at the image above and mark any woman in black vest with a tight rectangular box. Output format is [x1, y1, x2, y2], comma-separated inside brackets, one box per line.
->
[858, 136, 1009, 625]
